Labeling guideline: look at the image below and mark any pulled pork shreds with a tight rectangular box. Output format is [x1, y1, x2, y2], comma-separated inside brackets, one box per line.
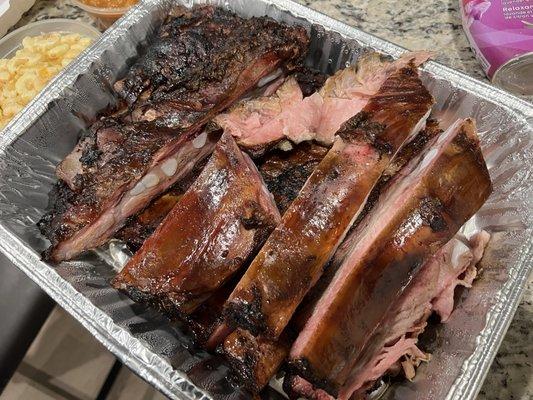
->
[343, 231, 490, 398]
[432, 230, 491, 321]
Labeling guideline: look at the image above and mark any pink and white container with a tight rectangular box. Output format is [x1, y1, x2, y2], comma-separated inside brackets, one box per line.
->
[460, 0, 533, 95]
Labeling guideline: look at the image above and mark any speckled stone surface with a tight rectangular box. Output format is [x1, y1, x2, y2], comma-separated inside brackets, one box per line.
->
[14, 0, 95, 29]
[12, 1, 533, 399]
[296, 0, 490, 80]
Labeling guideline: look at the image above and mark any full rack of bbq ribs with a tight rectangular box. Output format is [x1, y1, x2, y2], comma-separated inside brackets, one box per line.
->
[39, 5, 493, 399]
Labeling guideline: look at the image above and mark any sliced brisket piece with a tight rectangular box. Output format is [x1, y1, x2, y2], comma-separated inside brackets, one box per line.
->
[40, 9, 307, 262]
[258, 142, 329, 214]
[223, 60, 434, 340]
[215, 51, 431, 155]
[223, 329, 291, 393]
[288, 119, 492, 397]
[215, 76, 313, 157]
[112, 132, 281, 316]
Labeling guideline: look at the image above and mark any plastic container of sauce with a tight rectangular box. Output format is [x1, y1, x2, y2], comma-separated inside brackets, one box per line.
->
[72, 0, 139, 29]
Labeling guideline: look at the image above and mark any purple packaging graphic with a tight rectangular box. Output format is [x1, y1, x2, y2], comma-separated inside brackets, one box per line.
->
[460, 0, 533, 95]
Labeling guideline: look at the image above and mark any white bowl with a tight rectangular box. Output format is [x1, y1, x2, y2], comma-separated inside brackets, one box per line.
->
[0, 18, 101, 58]
[0, 0, 36, 38]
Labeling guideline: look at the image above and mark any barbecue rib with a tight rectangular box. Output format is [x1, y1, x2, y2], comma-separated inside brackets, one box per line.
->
[126, 13, 308, 129]
[40, 7, 308, 262]
[215, 51, 431, 155]
[112, 132, 281, 316]
[285, 231, 490, 400]
[115, 157, 208, 251]
[288, 119, 492, 397]
[222, 121, 442, 393]
[223, 59, 434, 340]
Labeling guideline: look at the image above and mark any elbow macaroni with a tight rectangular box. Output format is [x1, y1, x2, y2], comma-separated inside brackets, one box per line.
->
[0, 32, 93, 129]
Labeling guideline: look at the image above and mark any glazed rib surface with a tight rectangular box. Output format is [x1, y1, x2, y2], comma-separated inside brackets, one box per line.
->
[223, 60, 434, 340]
[112, 133, 281, 316]
[288, 119, 492, 396]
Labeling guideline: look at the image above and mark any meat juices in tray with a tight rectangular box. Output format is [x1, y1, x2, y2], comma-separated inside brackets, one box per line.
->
[34, 4, 498, 400]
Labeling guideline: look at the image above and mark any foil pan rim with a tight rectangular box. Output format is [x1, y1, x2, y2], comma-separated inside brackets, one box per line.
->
[271, 0, 533, 116]
[0, 225, 205, 400]
[445, 233, 533, 400]
[0, 1, 531, 400]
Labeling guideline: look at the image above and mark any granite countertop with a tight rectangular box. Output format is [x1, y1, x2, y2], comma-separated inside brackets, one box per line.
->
[15, 1, 533, 399]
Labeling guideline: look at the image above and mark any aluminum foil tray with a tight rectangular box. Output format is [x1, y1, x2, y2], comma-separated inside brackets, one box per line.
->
[0, 1, 531, 399]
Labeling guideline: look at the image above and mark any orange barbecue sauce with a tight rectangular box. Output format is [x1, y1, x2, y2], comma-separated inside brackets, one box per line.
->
[79, 0, 138, 8]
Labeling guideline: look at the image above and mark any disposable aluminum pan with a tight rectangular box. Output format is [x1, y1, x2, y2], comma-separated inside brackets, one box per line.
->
[0, 1, 531, 399]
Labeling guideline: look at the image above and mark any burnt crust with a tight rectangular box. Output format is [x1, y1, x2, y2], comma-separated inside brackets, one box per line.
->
[223, 286, 267, 337]
[293, 66, 328, 97]
[223, 329, 290, 393]
[336, 111, 389, 154]
[336, 63, 434, 157]
[258, 143, 329, 213]
[418, 197, 447, 232]
[351, 120, 442, 229]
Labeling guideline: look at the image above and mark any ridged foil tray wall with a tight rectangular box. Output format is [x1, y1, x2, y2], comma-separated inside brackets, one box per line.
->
[0, 1, 531, 400]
